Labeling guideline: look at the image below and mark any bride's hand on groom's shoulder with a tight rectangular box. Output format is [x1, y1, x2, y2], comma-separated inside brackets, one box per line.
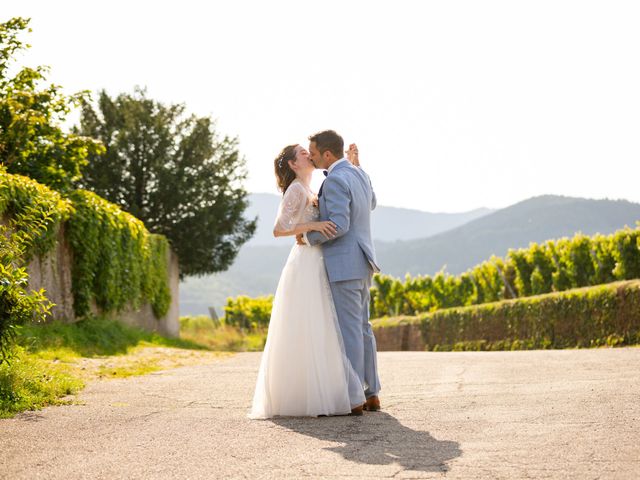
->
[346, 143, 360, 167]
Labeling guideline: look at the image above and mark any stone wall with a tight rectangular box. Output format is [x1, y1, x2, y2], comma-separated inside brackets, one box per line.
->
[22, 220, 180, 338]
[373, 323, 425, 351]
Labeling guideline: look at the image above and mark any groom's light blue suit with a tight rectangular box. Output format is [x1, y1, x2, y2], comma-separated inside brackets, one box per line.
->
[306, 159, 381, 406]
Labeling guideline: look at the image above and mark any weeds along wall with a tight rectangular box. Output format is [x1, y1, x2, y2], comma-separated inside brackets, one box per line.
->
[0, 167, 178, 342]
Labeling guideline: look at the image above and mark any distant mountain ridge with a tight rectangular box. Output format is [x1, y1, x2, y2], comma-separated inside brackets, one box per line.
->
[180, 195, 640, 316]
[244, 193, 493, 245]
[376, 195, 640, 277]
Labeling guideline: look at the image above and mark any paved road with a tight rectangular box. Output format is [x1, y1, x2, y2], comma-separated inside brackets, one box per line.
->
[2, 349, 639, 479]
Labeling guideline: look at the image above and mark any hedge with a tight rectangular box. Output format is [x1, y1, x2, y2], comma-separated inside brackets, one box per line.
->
[371, 227, 640, 318]
[372, 280, 640, 351]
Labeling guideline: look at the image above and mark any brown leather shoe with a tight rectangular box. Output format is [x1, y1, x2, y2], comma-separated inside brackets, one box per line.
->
[363, 395, 381, 412]
[349, 405, 364, 416]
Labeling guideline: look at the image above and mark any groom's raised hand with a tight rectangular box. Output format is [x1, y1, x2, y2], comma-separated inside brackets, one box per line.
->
[346, 143, 360, 167]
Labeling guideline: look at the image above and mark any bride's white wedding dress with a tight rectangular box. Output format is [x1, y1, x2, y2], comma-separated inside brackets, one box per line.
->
[248, 180, 365, 419]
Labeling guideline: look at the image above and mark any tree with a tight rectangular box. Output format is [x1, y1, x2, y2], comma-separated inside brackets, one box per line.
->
[74, 88, 256, 278]
[0, 17, 104, 192]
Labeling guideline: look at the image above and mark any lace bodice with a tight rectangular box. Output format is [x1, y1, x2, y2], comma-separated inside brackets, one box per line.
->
[274, 180, 319, 232]
[301, 197, 320, 223]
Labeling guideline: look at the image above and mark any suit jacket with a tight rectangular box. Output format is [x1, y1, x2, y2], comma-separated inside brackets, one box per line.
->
[306, 161, 380, 282]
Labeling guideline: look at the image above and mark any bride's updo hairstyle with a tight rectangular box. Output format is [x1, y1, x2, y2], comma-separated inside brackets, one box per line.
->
[274, 144, 298, 194]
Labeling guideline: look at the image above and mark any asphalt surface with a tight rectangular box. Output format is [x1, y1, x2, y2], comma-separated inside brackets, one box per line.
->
[2, 349, 639, 479]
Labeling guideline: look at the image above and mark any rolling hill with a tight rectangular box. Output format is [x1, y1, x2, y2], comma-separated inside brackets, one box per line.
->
[376, 195, 640, 277]
[180, 195, 640, 316]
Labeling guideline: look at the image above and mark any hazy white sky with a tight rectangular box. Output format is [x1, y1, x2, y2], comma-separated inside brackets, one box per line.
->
[5, 1, 640, 212]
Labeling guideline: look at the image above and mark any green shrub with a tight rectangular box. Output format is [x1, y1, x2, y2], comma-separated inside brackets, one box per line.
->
[223, 295, 273, 330]
[370, 225, 640, 318]
[612, 227, 640, 280]
[0, 345, 84, 418]
[0, 168, 67, 363]
[0, 226, 53, 364]
[372, 280, 640, 351]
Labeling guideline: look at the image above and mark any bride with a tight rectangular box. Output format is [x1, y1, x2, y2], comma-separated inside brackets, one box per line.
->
[248, 143, 366, 418]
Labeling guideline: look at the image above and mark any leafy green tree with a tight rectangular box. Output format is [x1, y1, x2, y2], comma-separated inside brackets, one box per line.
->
[223, 295, 273, 330]
[591, 234, 616, 284]
[509, 249, 533, 297]
[612, 228, 640, 280]
[456, 273, 475, 306]
[74, 88, 256, 278]
[528, 243, 554, 295]
[0, 17, 104, 192]
[473, 259, 503, 303]
[548, 239, 572, 291]
[568, 234, 595, 287]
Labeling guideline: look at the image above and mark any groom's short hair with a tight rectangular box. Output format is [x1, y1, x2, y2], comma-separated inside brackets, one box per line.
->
[309, 130, 344, 158]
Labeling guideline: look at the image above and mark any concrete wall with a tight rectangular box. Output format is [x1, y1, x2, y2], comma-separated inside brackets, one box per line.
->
[21, 220, 180, 338]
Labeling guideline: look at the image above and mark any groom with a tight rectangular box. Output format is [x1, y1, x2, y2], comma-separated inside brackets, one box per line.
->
[297, 129, 382, 416]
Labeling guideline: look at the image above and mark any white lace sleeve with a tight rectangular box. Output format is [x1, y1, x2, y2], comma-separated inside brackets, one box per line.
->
[274, 182, 309, 234]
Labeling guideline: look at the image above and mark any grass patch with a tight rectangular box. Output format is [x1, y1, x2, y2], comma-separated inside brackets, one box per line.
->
[0, 316, 227, 419]
[17, 315, 207, 358]
[179, 315, 267, 352]
[0, 346, 84, 419]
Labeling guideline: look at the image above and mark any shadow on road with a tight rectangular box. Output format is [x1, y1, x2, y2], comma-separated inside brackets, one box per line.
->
[272, 412, 461, 473]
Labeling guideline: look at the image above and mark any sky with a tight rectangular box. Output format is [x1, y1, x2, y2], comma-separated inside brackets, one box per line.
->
[4, 0, 640, 212]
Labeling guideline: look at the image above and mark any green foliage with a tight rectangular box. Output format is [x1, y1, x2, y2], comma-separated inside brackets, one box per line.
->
[0, 167, 71, 363]
[223, 295, 273, 330]
[74, 88, 255, 278]
[0, 228, 53, 364]
[0, 167, 174, 362]
[612, 227, 640, 280]
[0, 166, 74, 259]
[567, 234, 596, 287]
[549, 239, 573, 291]
[0, 344, 84, 418]
[1, 316, 207, 418]
[591, 234, 616, 285]
[17, 316, 205, 357]
[528, 242, 554, 295]
[66, 189, 171, 319]
[369, 226, 640, 318]
[0, 18, 176, 366]
[372, 280, 640, 351]
[0, 17, 104, 192]
[509, 249, 533, 297]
